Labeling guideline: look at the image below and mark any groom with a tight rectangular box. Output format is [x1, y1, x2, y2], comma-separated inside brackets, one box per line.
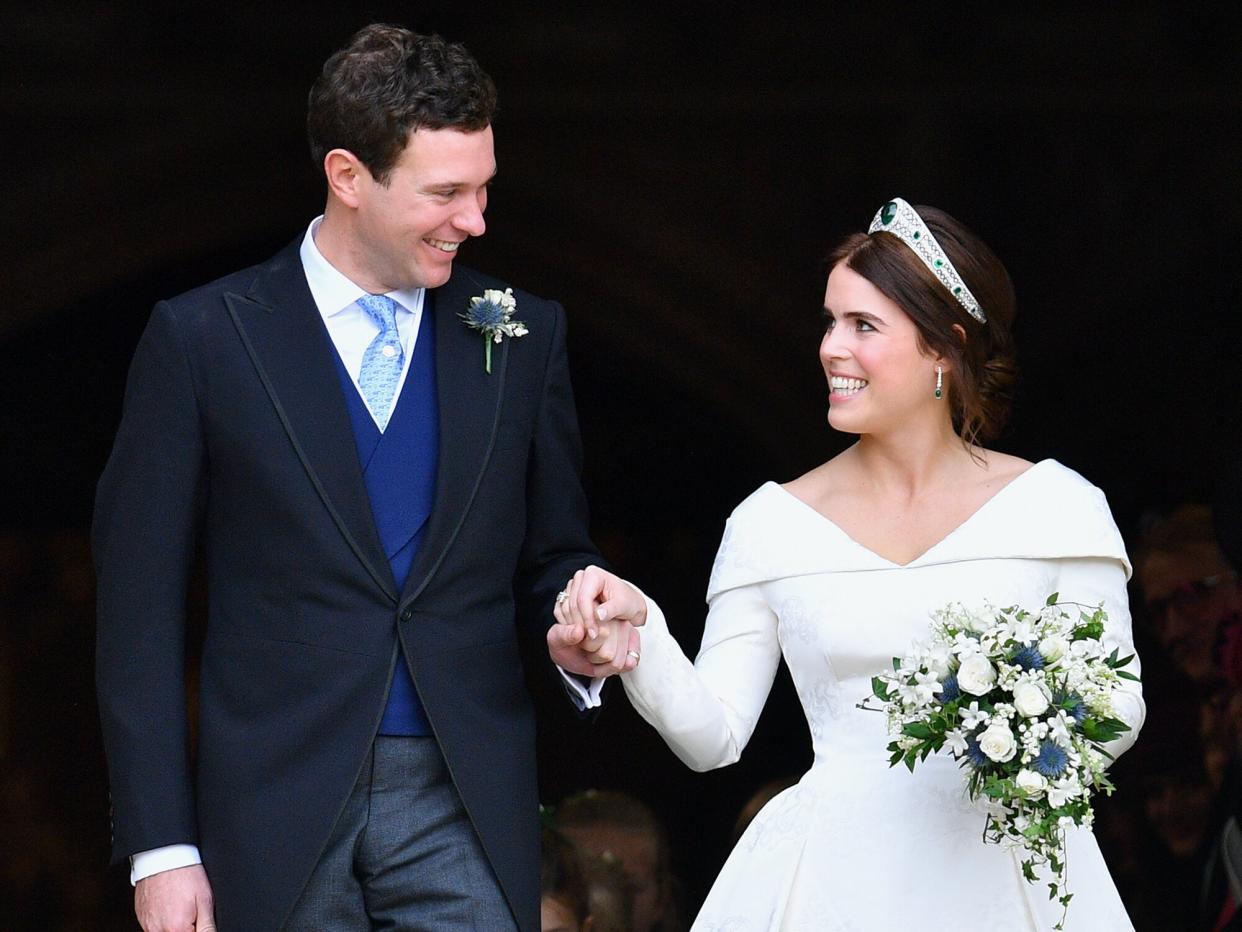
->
[95, 24, 641, 932]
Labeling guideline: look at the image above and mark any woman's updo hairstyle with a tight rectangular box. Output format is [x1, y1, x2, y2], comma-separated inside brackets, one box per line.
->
[828, 204, 1018, 447]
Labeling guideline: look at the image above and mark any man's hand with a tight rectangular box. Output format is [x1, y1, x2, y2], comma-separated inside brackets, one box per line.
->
[548, 565, 647, 677]
[135, 864, 215, 932]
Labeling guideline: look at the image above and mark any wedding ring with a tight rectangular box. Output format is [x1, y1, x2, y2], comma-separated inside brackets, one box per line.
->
[555, 590, 568, 604]
[627, 650, 641, 662]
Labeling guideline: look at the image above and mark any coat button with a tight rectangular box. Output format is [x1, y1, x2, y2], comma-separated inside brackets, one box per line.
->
[400, 607, 413, 622]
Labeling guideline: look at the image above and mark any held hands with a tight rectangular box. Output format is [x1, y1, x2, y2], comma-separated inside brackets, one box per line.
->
[547, 565, 648, 677]
[135, 864, 215, 932]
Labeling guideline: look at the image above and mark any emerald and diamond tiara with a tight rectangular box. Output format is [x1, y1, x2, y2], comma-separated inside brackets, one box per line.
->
[867, 197, 986, 324]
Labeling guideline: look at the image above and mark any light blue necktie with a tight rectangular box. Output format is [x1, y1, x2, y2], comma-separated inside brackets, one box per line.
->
[356, 294, 404, 432]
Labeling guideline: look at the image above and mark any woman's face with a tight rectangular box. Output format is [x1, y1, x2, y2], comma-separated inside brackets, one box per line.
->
[819, 263, 941, 436]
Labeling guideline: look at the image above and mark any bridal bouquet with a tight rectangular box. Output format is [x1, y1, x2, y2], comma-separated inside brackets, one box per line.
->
[864, 594, 1138, 929]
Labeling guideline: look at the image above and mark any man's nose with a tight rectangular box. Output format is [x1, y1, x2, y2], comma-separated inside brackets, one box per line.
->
[454, 198, 486, 237]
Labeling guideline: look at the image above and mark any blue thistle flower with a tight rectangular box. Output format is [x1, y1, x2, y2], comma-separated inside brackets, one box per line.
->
[964, 735, 990, 769]
[1010, 643, 1046, 671]
[463, 298, 506, 330]
[1052, 688, 1087, 723]
[1033, 740, 1069, 778]
[936, 673, 961, 703]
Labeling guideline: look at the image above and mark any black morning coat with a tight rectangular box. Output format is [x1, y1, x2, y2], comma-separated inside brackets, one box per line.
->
[94, 241, 602, 931]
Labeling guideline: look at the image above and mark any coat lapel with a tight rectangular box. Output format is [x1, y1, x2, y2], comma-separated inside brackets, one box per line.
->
[224, 242, 398, 603]
[400, 270, 508, 605]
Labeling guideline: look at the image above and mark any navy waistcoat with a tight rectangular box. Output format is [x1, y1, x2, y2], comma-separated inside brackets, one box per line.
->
[331, 300, 438, 735]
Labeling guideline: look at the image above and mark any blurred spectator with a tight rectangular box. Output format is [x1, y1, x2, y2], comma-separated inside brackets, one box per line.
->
[579, 851, 633, 932]
[552, 789, 682, 932]
[1106, 667, 1225, 930]
[542, 826, 593, 932]
[1134, 505, 1240, 686]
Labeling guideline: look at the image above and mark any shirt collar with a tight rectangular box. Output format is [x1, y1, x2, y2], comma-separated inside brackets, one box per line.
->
[299, 216, 424, 318]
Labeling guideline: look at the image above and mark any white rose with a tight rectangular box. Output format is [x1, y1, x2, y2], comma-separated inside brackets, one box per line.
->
[957, 655, 997, 696]
[1012, 681, 1050, 717]
[1038, 635, 1069, 664]
[978, 721, 1017, 762]
[1016, 769, 1048, 796]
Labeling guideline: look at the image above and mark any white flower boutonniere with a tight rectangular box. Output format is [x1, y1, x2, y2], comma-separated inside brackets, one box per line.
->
[460, 287, 528, 374]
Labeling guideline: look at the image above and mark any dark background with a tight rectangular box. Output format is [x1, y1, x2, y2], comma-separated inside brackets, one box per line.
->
[2, 4, 1239, 928]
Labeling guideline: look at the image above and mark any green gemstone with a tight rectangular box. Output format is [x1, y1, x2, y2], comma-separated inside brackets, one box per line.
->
[913, 231, 921, 240]
[880, 201, 897, 225]
[935, 389, 943, 399]
[953, 286, 961, 294]
[934, 259, 944, 268]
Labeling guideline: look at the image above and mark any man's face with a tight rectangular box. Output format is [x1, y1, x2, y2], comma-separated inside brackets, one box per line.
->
[351, 125, 495, 291]
[1140, 545, 1240, 683]
[559, 824, 663, 932]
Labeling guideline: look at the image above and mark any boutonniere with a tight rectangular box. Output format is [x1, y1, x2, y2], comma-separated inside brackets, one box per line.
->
[460, 287, 528, 374]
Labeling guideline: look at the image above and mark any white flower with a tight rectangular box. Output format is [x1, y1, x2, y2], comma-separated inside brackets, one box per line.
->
[958, 655, 997, 696]
[1005, 616, 1038, 645]
[925, 645, 953, 680]
[962, 606, 992, 634]
[960, 701, 989, 730]
[1070, 638, 1106, 662]
[1047, 776, 1081, 807]
[1039, 634, 1069, 664]
[1047, 711, 1074, 746]
[945, 727, 969, 755]
[1012, 680, 1050, 718]
[978, 721, 1018, 762]
[1015, 769, 1048, 796]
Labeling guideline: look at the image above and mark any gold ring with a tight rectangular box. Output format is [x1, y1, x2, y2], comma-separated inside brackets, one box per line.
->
[626, 650, 641, 661]
[555, 591, 568, 604]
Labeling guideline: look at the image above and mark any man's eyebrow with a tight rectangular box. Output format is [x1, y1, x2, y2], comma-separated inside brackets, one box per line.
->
[424, 170, 498, 190]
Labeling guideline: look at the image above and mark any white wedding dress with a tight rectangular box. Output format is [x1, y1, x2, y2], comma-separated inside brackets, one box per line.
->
[623, 460, 1145, 931]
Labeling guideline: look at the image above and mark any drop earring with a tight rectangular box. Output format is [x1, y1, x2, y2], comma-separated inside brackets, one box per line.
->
[934, 366, 943, 399]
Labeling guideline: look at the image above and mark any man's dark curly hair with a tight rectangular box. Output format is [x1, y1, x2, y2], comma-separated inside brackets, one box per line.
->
[307, 24, 497, 185]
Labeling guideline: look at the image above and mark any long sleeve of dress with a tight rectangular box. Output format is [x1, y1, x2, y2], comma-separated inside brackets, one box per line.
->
[621, 583, 782, 772]
[1053, 556, 1146, 761]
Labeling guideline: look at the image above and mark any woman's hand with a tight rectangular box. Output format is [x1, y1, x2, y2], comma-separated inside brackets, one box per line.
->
[547, 565, 647, 677]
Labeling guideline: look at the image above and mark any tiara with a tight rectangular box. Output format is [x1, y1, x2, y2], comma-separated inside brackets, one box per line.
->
[867, 197, 986, 323]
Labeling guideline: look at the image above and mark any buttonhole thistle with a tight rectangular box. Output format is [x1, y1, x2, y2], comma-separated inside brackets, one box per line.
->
[461, 287, 528, 374]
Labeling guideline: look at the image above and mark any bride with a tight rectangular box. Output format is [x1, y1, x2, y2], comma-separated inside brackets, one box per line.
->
[551, 198, 1145, 931]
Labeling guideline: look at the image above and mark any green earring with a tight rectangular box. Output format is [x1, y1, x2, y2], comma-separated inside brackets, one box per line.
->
[934, 366, 943, 399]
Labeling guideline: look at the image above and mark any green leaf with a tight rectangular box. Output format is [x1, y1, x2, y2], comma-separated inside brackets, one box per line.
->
[1116, 670, 1141, 682]
[903, 751, 917, 773]
[902, 722, 933, 739]
[872, 676, 891, 701]
[1045, 592, 1060, 606]
[1022, 860, 1037, 882]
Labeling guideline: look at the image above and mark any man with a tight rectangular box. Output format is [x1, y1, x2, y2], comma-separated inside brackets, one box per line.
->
[96, 24, 641, 932]
[1134, 504, 1240, 685]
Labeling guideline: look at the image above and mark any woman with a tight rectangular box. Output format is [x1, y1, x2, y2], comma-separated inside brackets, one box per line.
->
[554, 199, 1146, 930]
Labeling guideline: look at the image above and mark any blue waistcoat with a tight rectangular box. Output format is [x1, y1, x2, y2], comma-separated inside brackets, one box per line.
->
[331, 302, 438, 735]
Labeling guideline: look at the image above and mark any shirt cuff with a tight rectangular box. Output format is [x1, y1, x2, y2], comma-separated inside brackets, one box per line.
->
[558, 666, 605, 710]
[130, 844, 202, 885]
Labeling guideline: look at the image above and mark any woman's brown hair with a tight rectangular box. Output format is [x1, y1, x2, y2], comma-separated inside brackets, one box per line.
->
[828, 205, 1018, 447]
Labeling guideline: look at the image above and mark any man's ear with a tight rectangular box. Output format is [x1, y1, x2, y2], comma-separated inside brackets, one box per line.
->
[323, 148, 369, 208]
